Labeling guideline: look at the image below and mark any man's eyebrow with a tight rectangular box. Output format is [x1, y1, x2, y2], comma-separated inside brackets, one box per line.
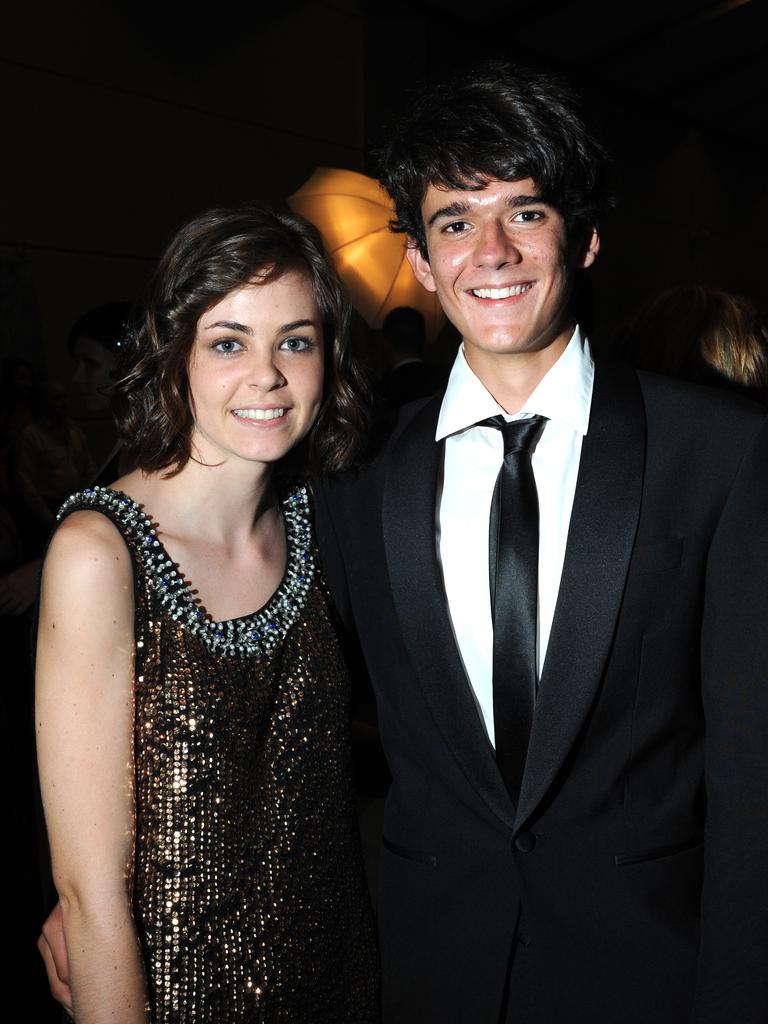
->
[426, 193, 547, 228]
[426, 200, 471, 228]
[507, 194, 544, 208]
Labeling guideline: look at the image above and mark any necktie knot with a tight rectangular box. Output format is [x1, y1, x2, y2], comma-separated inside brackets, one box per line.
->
[479, 414, 547, 456]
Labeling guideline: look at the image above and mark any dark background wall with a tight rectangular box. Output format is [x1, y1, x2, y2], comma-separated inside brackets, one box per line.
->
[3, 0, 767, 380]
[2, 0, 366, 384]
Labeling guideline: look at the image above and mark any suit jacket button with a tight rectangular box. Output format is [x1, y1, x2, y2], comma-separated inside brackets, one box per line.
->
[515, 831, 537, 853]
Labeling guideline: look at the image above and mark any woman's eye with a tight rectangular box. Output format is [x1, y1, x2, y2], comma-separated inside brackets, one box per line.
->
[280, 336, 313, 353]
[213, 338, 244, 355]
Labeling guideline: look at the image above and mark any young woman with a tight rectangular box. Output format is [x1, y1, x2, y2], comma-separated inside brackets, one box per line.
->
[36, 205, 379, 1023]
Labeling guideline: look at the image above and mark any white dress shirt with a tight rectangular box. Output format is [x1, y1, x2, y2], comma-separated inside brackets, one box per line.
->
[435, 327, 594, 746]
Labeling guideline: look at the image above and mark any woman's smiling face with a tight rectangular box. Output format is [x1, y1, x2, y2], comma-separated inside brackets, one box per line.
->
[186, 269, 325, 470]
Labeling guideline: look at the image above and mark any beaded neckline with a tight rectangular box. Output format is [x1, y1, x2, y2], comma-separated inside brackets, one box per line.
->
[57, 483, 316, 658]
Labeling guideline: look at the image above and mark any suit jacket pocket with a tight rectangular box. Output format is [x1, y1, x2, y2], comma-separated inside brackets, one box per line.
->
[614, 837, 703, 866]
[630, 537, 683, 575]
[382, 835, 437, 867]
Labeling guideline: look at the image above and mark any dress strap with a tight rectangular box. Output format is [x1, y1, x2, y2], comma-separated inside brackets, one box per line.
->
[57, 482, 318, 658]
[57, 485, 156, 554]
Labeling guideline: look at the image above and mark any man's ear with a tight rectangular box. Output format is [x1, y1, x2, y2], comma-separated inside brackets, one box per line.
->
[576, 226, 600, 269]
[405, 242, 437, 293]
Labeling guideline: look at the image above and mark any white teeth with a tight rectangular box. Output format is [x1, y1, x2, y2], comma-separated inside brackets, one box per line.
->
[471, 284, 532, 299]
[233, 408, 286, 421]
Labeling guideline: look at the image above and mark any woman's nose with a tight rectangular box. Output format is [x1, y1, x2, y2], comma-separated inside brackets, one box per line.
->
[248, 352, 286, 391]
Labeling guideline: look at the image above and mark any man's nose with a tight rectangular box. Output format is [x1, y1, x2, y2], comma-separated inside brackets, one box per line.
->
[472, 220, 522, 268]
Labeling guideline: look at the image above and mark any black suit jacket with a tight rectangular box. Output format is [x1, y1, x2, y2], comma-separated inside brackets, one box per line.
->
[377, 360, 447, 407]
[314, 361, 768, 1024]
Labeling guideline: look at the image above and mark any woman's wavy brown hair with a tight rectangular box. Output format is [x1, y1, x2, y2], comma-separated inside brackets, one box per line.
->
[113, 204, 370, 476]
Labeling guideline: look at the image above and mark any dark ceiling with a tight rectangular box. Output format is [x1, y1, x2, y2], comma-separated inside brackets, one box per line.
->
[358, 0, 768, 323]
[363, 0, 766, 152]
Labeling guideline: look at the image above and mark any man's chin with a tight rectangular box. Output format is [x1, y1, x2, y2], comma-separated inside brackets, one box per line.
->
[465, 329, 573, 361]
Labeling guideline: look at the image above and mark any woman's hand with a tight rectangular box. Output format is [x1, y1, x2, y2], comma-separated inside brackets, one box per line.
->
[38, 902, 73, 1016]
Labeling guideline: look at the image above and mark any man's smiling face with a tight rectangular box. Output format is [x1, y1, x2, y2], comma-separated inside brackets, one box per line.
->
[407, 177, 599, 372]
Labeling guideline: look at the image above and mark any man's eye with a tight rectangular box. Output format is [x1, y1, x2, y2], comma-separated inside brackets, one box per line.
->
[443, 220, 471, 234]
[212, 338, 243, 355]
[513, 209, 544, 223]
[280, 336, 314, 352]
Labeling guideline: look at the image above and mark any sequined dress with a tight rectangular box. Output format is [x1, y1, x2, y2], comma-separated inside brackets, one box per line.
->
[57, 483, 380, 1023]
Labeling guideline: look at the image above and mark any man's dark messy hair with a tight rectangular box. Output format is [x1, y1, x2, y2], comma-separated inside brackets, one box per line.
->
[378, 62, 612, 258]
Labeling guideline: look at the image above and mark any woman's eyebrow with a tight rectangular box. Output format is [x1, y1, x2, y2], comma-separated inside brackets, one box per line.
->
[202, 319, 317, 334]
[202, 319, 252, 334]
[279, 319, 317, 333]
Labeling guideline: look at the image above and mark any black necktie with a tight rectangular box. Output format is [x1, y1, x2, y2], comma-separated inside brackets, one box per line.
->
[480, 414, 546, 805]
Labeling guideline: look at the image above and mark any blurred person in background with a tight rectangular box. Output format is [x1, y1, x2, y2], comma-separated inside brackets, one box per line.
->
[68, 301, 132, 414]
[68, 301, 133, 481]
[614, 285, 768, 400]
[0, 355, 37, 500]
[377, 306, 445, 407]
[14, 380, 94, 548]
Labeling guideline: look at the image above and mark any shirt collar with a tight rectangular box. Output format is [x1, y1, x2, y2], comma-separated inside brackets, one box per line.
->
[436, 326, 594, 442]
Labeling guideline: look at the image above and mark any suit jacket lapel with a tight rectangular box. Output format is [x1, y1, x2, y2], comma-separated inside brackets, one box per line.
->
[515, 360, 646, 831]
[382, 395, 516, 829]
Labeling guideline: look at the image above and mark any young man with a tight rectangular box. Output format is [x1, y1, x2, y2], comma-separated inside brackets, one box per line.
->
[314, 64, 768, 1022]
[42, 64, 768, 1023]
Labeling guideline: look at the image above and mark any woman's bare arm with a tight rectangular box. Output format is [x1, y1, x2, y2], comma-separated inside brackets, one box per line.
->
[36, 511, 149, 1024]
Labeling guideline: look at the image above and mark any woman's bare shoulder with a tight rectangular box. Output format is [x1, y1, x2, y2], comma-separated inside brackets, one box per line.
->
[44, 510, 133, 594]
